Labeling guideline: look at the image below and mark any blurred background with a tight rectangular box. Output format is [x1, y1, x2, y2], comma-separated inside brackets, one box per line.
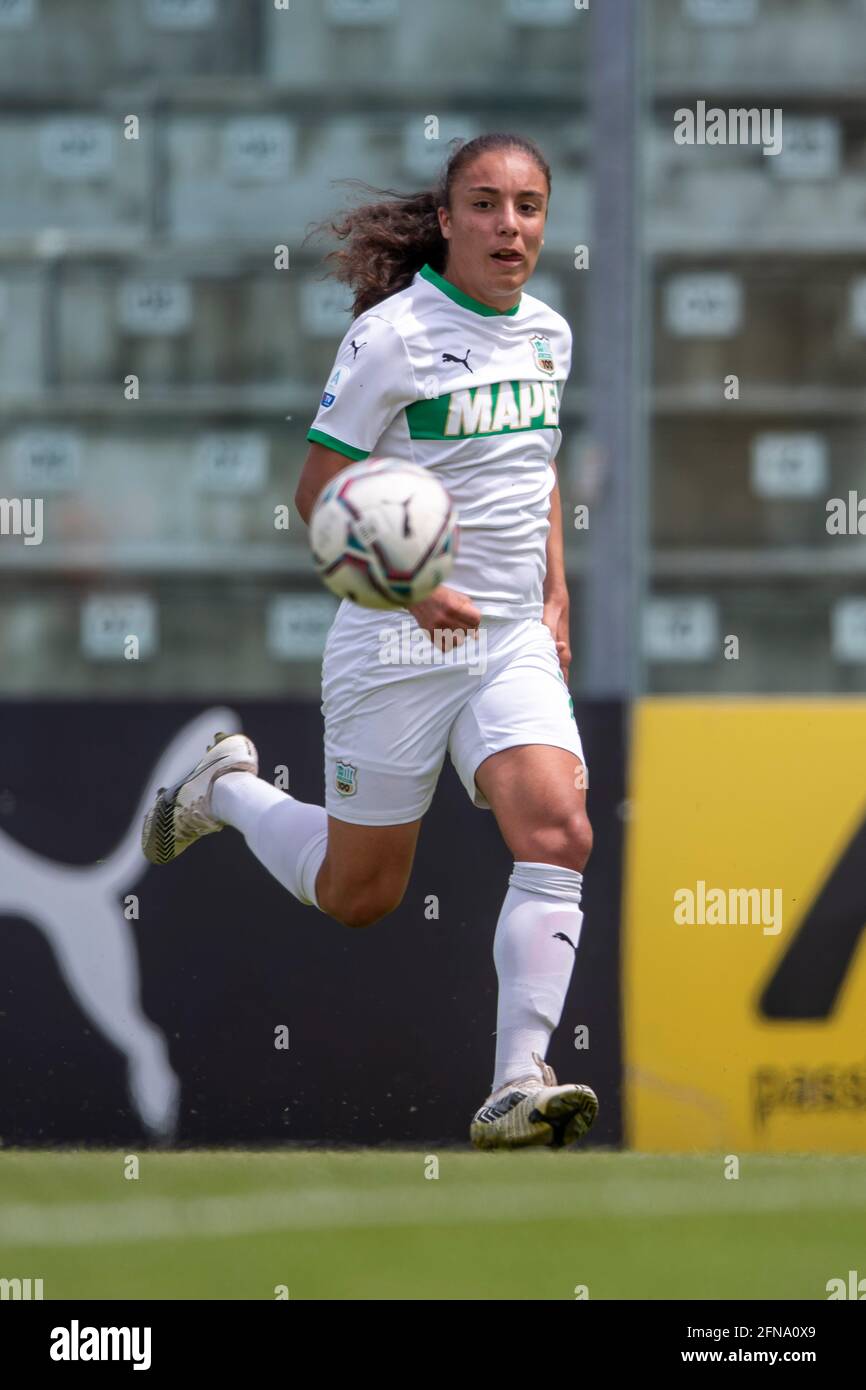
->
[1, 0, 866, 1157]
[4, 0, 866, 698]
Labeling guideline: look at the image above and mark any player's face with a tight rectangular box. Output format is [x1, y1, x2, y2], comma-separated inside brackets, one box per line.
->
[437, 149, 548, 309]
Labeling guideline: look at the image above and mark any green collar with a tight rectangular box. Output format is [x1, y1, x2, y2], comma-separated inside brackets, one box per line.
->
[419, 262, 521, 317]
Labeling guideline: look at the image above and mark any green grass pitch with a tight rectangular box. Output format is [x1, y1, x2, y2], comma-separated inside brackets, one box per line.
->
[1, 1151, 863, 1300]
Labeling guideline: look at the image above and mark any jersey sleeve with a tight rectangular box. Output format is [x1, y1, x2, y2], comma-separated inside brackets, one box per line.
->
[306, 312, 416, 461]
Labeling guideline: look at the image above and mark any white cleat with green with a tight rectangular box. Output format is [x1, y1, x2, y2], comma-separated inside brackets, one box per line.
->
[470, 1051, 599, 1151]
[141, 731, 258, 865]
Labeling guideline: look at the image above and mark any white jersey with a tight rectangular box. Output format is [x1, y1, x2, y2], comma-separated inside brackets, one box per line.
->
[307, 262, 572, 620]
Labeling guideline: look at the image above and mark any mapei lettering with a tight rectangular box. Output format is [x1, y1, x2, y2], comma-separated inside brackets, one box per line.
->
[444, 380, 560, 437]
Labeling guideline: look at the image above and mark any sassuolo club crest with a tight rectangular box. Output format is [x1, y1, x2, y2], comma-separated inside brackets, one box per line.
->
[335, 760, 358, 796]
[529, 333, 555, 375]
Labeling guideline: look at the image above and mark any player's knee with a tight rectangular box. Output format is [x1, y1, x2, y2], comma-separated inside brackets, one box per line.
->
[335, 882, 405, 930]
[337, 902, 384, 930]
[574, 812, 594, 870]
[524, 810, 593, 874]
[561, 810, 593, 871]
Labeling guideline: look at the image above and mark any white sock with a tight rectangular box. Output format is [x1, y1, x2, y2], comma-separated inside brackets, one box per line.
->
[491, 860, 584, 1093]
[212, 772, 327, 909]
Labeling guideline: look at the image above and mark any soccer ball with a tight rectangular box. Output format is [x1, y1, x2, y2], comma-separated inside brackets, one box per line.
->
[309, 458, 458, 610]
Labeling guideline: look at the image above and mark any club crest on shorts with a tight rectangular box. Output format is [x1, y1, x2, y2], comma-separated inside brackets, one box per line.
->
[529, 333, 555, 376]
[335, 760, 358, 796]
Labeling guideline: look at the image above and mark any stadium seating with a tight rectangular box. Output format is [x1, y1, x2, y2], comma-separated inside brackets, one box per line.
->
[2, 0, 866, 695]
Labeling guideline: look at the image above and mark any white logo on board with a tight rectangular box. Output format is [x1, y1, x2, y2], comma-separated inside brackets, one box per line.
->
[0, 707, 242, 1139]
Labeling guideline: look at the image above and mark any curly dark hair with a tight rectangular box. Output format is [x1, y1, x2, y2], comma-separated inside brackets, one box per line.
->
[306, 132, 551, 319]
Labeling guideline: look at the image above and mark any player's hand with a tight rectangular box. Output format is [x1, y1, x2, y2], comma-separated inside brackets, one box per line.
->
[543, 592, 571, 681]
[408, 586, 482, 651]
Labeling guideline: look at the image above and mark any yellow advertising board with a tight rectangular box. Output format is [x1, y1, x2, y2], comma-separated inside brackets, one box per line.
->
[625, 699, 866, 1152]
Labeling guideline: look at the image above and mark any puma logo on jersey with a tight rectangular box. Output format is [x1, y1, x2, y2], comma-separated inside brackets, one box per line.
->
[442, 348, 473, 373]
[443, 380, 560, 437]
[349, 339, 366, 359]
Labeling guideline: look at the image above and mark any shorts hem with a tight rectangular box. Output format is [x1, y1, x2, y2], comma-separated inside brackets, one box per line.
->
[325, 803, 432, 827]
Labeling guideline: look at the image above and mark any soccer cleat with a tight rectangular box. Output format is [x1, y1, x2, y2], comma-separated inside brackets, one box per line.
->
[141, 731, 258, 865]
[470, 1051, 599, 1151]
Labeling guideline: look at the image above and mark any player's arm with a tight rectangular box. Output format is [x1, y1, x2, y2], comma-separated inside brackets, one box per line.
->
[297, 315, 412, 527]
[294, 443, 351, 526]
[298, 315, 478, 639]
[295, 438, 478, 640]
[542, 459, 571, 678]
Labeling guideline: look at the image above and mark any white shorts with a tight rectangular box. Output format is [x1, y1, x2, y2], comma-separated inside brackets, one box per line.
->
[321, 604, 585, 826]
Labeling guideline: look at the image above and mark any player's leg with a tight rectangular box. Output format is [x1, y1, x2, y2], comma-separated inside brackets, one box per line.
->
[304, 609, 465, 925]
[310, 814, 423, 928]
[476, 742, 592, 872]
[447, 618, 598, 1148]
[141, 730, 423, 928]
[211, 769, 422, 928]
[141, 608, 456, 926]
[475, 741, 591, 1076]
[469, 744, 597, 1148]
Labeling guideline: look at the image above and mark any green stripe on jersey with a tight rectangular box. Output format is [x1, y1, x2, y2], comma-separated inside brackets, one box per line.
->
[419, 263, 521, 317]
[407, 379, 560, 440]
[306, 428, 369, 461]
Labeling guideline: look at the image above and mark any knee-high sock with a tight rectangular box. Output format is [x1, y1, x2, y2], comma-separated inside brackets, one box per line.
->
[211, 772, 327, 909]
[491, 859, 584, 1092]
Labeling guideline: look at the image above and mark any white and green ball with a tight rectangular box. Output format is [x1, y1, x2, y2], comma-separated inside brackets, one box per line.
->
[310, 458, 458, 610]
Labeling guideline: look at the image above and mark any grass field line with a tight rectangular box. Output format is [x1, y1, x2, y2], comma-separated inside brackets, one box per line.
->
[0, 1172, 862, 1247]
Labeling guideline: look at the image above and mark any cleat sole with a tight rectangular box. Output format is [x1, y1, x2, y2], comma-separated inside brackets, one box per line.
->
[141, 789, 179, 866]
[530, 1087, 599, 1149]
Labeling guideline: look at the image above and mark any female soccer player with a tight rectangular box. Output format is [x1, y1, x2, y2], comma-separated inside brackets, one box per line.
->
[143, 133, 598, 1151]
